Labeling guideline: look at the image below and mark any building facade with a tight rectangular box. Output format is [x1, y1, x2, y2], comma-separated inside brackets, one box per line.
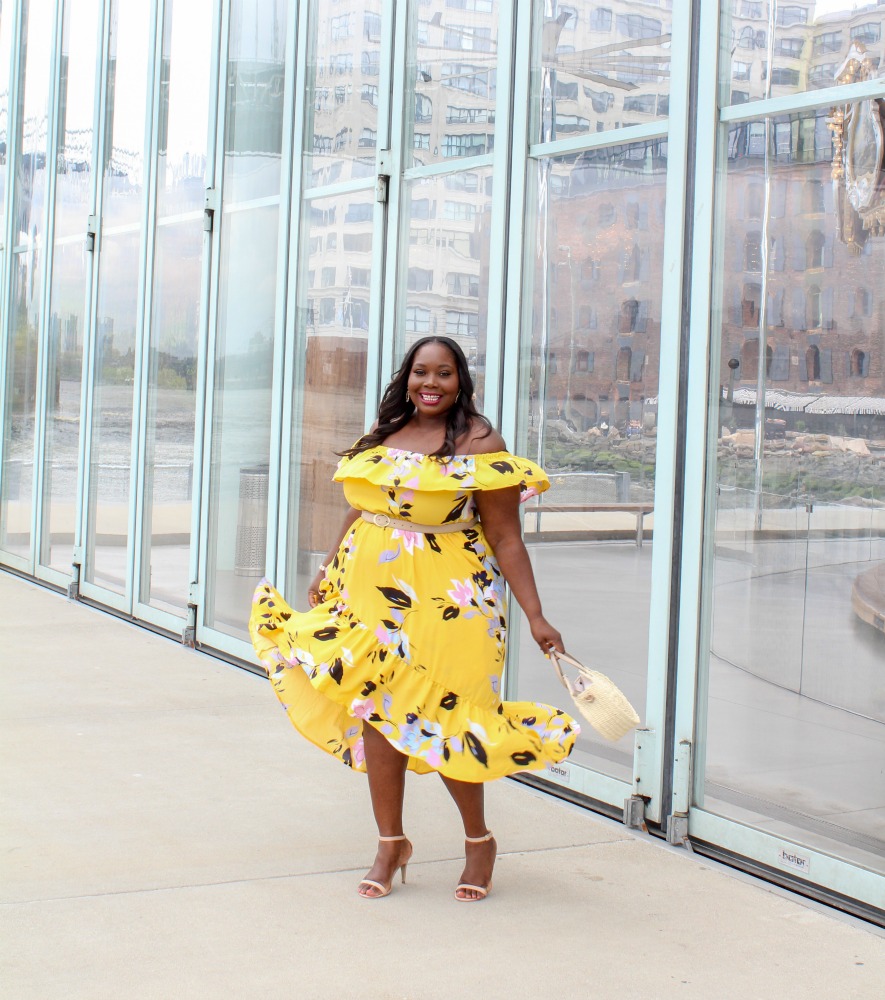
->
[0, 0, 883, 920]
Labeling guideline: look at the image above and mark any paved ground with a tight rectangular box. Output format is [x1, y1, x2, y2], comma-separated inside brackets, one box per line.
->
[2, 569, 884, 1000]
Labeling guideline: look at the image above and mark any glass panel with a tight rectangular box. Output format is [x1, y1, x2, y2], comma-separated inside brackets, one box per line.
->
[0, 0, 14, 223]
[286, 191, 370, 591]
[84, 0, 150, 593]
[39, 0, 100, 575]
[302, 0, 379, 187]
[720, 1, 884, 107]
[203, 0, 288, 638]
[139, 0, 212, 615]
[0, 0, 53, 562]
[404, 0, 500, 168]
[396, 167, 492, 406]
[700, 106, 885, 874]
[515, 139, 669, 782]
[531, 0, 672, 143]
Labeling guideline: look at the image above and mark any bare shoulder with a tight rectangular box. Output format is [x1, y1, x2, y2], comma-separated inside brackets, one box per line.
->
[459, 420, 507, 456]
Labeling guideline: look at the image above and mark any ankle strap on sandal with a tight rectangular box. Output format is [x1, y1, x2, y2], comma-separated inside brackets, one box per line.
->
[465, 831, 494, 843]
[378, 834, 407, 842]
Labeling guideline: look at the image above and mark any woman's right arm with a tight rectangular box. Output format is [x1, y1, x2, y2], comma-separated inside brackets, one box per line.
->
[307, 506, 361, 607]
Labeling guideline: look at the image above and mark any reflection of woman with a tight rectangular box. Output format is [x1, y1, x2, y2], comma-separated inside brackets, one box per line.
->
[250, 336, 578, 901]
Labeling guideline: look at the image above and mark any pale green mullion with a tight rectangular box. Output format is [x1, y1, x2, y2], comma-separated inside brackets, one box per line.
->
[361, 0, 398, 425]
[0, 0, 25, 567]
[401, 153, 494, 183]
[70, 0, 109, 588]
[261, 0, 300, 589]
[302, 177, 376, 201]
[117, 0, 161, 614]
[274, 0, 311, 587]
[376, 0, 408, 396]
[194, 0, 232, 635]
[181, 0, 224, 624]
[29, 0, 65, 576]
[720, 78, 885, 123]
[132, 0, 167, 616]
[498, 0, 533, 455]
[529, 119, 668, 160]
[634, 0, 694, 827]
[478, 0, 517, 429]
[671, 0, 723, 817]
[499, 0, 535, 705]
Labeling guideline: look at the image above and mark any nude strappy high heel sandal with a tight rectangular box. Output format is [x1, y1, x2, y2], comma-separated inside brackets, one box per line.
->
[357, 834, 413, 899]
[455, 830, 495, 902]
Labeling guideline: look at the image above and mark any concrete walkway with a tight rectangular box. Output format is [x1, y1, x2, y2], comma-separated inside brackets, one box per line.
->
[1, 570, 884, 1000]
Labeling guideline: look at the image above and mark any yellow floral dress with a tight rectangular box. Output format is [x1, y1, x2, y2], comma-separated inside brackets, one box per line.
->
[249, 447, 579, 782]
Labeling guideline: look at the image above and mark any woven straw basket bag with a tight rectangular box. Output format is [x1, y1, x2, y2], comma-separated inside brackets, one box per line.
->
[549, 649, 641, 742]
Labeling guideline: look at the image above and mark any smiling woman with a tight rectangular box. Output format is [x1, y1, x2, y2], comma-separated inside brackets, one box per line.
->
[249, 336, 579, 901]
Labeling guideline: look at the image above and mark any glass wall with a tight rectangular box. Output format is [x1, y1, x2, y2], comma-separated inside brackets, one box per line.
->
[0, 0, 52, 564]
[139, 0, 212, 616]
[513, 0, 672, 789]
[696, 1, 885, 881]
[83, 0, 151, 594]
[39, 0, 99, 576]
[203, 0, 289, 637]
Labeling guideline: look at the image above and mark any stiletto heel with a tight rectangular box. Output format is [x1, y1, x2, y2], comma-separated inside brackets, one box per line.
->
[358, 835, 413, 898]
[455, 830, 495, 902]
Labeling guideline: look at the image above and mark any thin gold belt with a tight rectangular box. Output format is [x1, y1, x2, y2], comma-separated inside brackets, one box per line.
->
[359, 510, 478, 534]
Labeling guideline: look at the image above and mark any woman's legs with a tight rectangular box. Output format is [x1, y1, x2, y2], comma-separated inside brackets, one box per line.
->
[359, 721, 411, 897]
[440, 774, 497, 900]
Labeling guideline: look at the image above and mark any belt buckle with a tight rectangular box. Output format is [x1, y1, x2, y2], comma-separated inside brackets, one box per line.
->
[372, 512, 392, 528]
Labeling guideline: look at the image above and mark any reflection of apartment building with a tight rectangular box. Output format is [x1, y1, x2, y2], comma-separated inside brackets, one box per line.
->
[546, 0, 672, 136]
[726, 1, 883, 105]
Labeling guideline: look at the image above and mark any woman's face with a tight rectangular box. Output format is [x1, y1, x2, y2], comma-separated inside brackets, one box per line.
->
[407, 342, 460, 417]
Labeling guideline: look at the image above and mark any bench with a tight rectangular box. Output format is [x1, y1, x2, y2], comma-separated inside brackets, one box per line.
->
[527, 472, 653, 547]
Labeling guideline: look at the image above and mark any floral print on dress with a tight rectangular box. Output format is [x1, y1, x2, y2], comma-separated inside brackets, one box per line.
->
[250, 449, 578, 781]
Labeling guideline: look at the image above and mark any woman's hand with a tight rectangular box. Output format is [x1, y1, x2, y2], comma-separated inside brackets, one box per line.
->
[307, 569, 325, 608]
[528, 614, 564, 656]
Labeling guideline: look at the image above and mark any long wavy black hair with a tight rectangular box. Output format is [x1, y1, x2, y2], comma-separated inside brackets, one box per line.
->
[341, 336, 492, 459]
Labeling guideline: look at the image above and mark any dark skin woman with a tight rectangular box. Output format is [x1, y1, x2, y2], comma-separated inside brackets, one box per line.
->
[307, 337, 565, 900]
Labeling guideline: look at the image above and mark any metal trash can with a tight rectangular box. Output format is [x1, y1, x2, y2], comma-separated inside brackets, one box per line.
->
[234, 464, 269, 576]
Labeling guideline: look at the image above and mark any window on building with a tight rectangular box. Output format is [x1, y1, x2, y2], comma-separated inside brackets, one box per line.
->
[776, 6, 808, 26]
[349, 267, 371, 287]
[812, 31, 842, 54]
[320, 267, 336, 287]
[447, 272, 479, 296]
[744, 232, 762, 272]
[850, 349, 868, 377]
[345, 202, 373, 223]
[441, 62, 493, 97]
[414, 94, 433, 123]
[319, 297, 336, 324]
[444, 23, 493, 52]
[442, 133, 490, 156]
[363, 11, 382, 41]
[770, 67, 800, 87]
[331, 13, 351, 40]
[446, 310, 478, 338]
[589, 8, 613, 32]
[807, 285, 822, 328]
[443, 201, 477, 221]
[619, 298, 640, 333]
[330, 54, 353, 75]
[805, 345, 821, 380]
[361, 51, 380, 75]
[742, 283, 762, 326]
[405, 306, 431, 334]
[624, 94, 657, 114]
[776, 36, 804, 57]
[808, 63, 838, 87]
[408, 268, 434, 292]
[445, 171, 480, 191]
[806, 231, 826, 268]
[616, 14, 662, 39]
[851, 23, 881, 44]
[358, 128, 377, 148]
[343, 232, 372, 252]
[854, 287, 873, 317]
[584, 87, 614, 112]
[616, 347, 632, 381]
[554, 80, 579, 100]
[732, 60, 751, 81]
[361, 84, 379, 106]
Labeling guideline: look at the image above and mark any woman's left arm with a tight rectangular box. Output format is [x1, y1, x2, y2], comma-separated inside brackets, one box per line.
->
[474, 486, 565, 655]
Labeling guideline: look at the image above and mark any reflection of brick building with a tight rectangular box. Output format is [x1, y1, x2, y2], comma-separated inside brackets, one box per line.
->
[719, 113, 884, 400]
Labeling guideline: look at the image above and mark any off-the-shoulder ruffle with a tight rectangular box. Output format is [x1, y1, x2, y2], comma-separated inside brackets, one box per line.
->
[334, 447, 549, 499]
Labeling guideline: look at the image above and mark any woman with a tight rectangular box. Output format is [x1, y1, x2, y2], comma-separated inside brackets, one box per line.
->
[250, 336, 578, 901]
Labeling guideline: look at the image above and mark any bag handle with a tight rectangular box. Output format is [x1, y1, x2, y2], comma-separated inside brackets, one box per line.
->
[547, 649, 590, 696]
